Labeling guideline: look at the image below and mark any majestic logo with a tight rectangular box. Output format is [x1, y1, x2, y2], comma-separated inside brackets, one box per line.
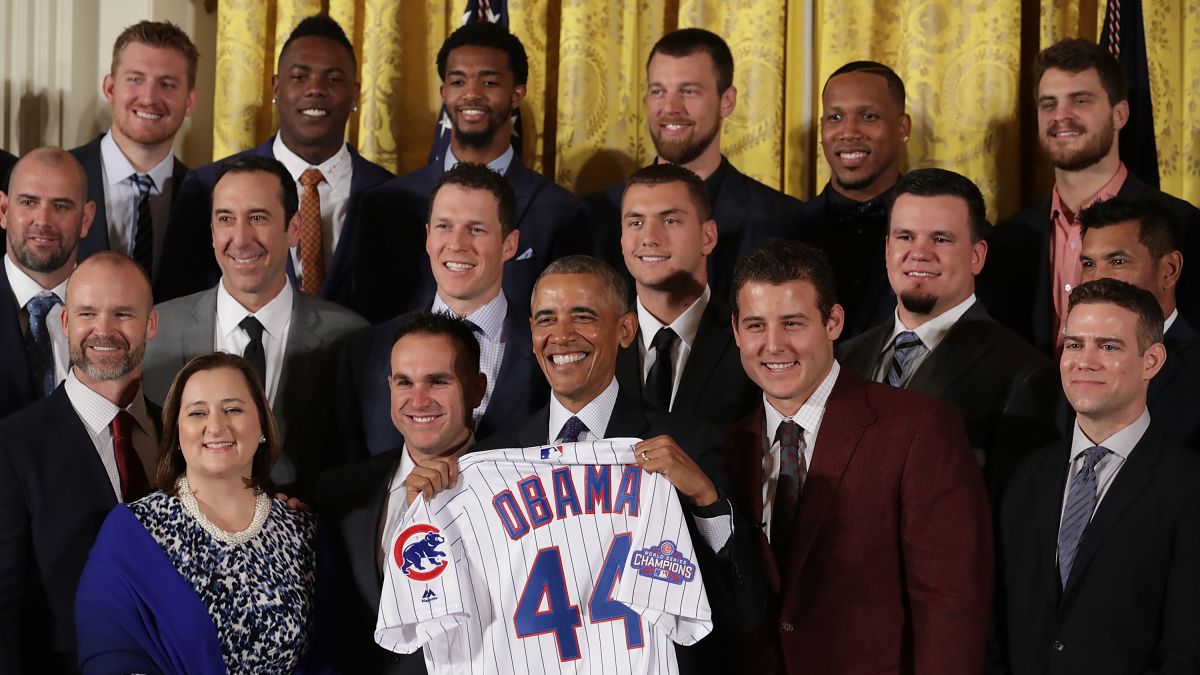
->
[394, 523, 449, 582]
[629, 540, 696, 585]
[539, 445, 563, 460]
[421, 588, 439, 603]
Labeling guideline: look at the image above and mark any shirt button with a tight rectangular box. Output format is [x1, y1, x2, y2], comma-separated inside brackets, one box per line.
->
[1052, 640, 1065, 653]
[780, 622, 794, 632]
[1064, 283, 1072, 292]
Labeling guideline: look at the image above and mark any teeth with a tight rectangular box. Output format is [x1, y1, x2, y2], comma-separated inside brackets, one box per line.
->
[764, 362, 797, 372]
[663, 123, 689, 131]
[409, 415, 437, 423]
[445, 262, 474, 271]
[232, 254, 262, 264]
[300, 108, 327, 117]
[91, 346, 117, 351]
[205, 442, 234, 449]
[639, 255, 668, 263]
[134, 111, 162, 120]
[551, 353, 586, 365]
[1053, 130, 1080, 137]
[906, 271, 937, 277]
[839, 151, 867, 159]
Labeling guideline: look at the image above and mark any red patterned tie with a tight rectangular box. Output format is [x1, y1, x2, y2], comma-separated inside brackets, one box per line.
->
[298, 168, 325, 295]
[111, 411, 150, 502]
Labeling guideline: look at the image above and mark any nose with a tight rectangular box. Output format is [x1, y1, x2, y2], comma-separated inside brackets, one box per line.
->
[229, 219, 256, 248]
[304, 75, 329, 99]
[447, 226, 470, 250]
[839, 116, 862, 139]
[640, 219, 663, 245]
[409, 383, 434, 409]
[763, 323, 786, 353]
[548, 318, 576, 343]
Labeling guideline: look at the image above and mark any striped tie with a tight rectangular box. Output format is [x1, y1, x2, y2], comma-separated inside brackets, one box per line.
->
[130, 173, 154, 275]
[887, 331, 924, 387]
[1057, 445, 1109, 586]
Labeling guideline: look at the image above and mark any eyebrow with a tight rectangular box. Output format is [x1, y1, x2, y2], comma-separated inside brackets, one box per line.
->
[213, 207, 272, 217]
[185, 397, 248, 406]
[1063, 334, 1126, 345]
[648, 79, 705, 88]
[446, 68, 503, 78]
[622, 206, 686, 219]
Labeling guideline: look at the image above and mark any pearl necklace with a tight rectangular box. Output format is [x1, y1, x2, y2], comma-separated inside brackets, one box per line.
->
[177, 476, 271, 546]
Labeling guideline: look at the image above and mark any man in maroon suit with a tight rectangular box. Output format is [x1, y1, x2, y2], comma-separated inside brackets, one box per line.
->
[724, 239, 993, 674]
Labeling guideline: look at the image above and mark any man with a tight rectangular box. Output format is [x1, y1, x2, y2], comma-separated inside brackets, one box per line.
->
[725, 240, 992, 673]
[990, 278, 1200, 674]
[0, 148, 95, 418]
[838, 168, 1060, 488]
[615, 163, 757, 430]
[69, 21, 198, 279]
[983, 38, 1200, 354]
[354, 21, 587, 322]
[143, 155, 366, 498]
[337, 163, 547, 461]
[1079, 195, 1199, 448]
[320, 312, 484, 675]
[156, 14, 393, 307]
[588, 28, 801, 302]
[0, 252, 160, 673]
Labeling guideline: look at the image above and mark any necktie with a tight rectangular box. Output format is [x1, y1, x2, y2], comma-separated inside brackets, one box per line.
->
[771, 420, 807, 562]
[298, 168, 325, 295]
[887, 331, 924, 387]
[24, 293, 61, 397]
[1057, 445, 1110, 586]
[558, 416, 588, 443]
[130, 173, 154, 275]
[644, 327, 679, 410]
[111, 410, 150, 502]
[239, 315, 267, 387]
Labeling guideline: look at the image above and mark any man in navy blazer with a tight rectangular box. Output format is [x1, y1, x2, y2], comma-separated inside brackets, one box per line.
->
[155, 15, 393, 307]
[69, 21, 199, 280]
[352, 22, 588, 323]
[337, 163, 547, 462]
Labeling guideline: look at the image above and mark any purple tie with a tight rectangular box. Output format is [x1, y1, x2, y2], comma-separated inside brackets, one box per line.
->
[772, 420, 807, 561]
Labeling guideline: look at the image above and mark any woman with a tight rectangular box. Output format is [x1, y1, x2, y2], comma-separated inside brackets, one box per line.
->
[76, 353, 321, 674]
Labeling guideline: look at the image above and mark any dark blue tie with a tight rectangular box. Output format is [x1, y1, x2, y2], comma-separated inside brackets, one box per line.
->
[772, 420, 806, 562]
[887, 331, 923, 387]
[558, 416, 587, 443]
[130, 173, 154, 275]
[25, 293, 61, 397]
[1057, 445, 1109, 586]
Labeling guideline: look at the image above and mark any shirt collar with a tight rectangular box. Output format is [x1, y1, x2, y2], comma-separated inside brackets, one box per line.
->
[763, 361, 841, 443]
[431, 291, 508, 342]
[445, 144, 515, 176]
[637, 286, 710, 352]
[216, 279, 294, 339]
[100, 131, 173, 191]
[1051, 162, 1129, 223]
[1164, 309, 1179, 335]
[883, 294, 977, 356]
[272, 134, 353, 192]
[548, 377, 620, 443]
[63, 369, 152, 436]
[1069, 407, 1150, 462]
[390, 433, 476, 494]
[4, 254, 68, 306]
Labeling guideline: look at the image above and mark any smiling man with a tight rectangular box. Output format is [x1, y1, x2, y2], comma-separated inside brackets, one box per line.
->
[837, 168, 1059, 489]
[144, 155, 366, 499]
[156, 14, 393, 307]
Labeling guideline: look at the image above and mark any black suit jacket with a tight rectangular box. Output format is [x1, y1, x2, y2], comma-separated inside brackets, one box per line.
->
[0, 148, 16, 192]
[616, 297, 757, 431]
[154, 137, 394, 306]
[1150, 315, 1200, 449]
[69, 134, 188, 280]
[981, 173, 1200, 353]
[0, 269, 38, 419]
[352, 155, 589, 323]
[837, 301, 1062, 490]
[989, 423, 1200, 674]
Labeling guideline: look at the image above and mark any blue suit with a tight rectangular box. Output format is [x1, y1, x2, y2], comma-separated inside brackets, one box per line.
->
[1151, 315, 1200, 449]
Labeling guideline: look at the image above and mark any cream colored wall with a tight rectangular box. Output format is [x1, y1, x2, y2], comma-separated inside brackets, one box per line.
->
[0, 0, 216, 166]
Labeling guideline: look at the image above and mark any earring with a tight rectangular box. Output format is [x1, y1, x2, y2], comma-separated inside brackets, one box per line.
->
[352, 104, 358, 112]
[271, 97, 277, 105]
[902, 135, 910, 143]
[259, 435, 266, 444]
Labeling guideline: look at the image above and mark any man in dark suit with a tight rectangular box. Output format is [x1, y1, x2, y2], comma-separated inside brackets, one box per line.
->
[143, 156, 366, 499]
[725, 240, 993, 674]
[838, 168, 1060, 489]
[320, 311, 486, 675]
[989, 278, 1200, 674]
[0, 148, 96, 418]
[588, 28, 801, 302]
[982, 38, 1200, 354]
[69, 21, 198, 280]
[1078, 195, 1200, 448]
[337, 163, 547, 461]
[614, 163, 756, 431]
[353, 22, 587, 323]
[0, 252, 160, 674]
[155, 14, 393, 307]
[0, 148, 17, 191]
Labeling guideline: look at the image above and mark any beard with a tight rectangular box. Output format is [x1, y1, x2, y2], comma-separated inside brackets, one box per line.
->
[1040, 120, 1115, 172]
[70, 335, 143, 381]
[14, 229, 73, 274]
[899, 291, 938, 316]
[833, 167, 889, 196]
[453, 107, 510, 150]
[651, 118, 720, 166]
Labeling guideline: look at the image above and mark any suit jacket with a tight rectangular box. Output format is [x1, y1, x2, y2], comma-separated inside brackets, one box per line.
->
[154, 137, 394, 306]
[69, 134, 189, 279]
[616, 297, 758, 431]
[352, 155, 589, 323]
[838, 301, 1062, 491]
[142, 285, 367, 497]
[334, 298, 548, 463]
[981, 172, 1200, 353]
[0, 148, 16, 191]
[1150, 315, 1200, 449]
[0, 268, 38, 419]
[723, 369, 994, 674]
[989, 424, 1200, 675]
[316, 449, 427, 675]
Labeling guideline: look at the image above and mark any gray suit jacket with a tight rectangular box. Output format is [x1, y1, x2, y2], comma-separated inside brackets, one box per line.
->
[143, 285, 367, 497]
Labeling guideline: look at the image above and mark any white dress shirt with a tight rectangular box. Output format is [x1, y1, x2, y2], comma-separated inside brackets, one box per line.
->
[432, 292, 508, 428]
[1059, 408, 1151, 524]
[636, 287, 710, 409]
[378, 435, 475, 570]
[5, 254, 70, 386]
[444, 144, 515, 176]
[873, 294, 977, 385]
[99, 131, 175, 261]
[214, 280, 293, 405]
[63, 370, 157, 502]
[273, 135, 353, 283]
[1164, 309, 1179, 335]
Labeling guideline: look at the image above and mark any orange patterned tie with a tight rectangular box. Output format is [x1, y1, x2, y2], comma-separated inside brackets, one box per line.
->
[298, 168, 325, 295]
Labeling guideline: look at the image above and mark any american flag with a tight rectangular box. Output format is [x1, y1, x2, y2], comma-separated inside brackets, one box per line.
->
[1099, 0, 1159, 188]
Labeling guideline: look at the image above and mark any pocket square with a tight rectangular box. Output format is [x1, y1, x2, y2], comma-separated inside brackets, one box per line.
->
[516, 248, 534, 260]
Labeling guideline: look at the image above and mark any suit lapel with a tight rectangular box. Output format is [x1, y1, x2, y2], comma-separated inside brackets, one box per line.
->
[724, 407, 780, 590]
[839, 323, 890, 380]
[276, 292, 325, 448]
[908, 303, 996, 398]
[0, 272, 34, 401]
[615, 338, 643, 402]
[1149, 318, 1195, 405]
[504, 158, 543, 228]
[516, 405, 553, 447]
[481, 309, 537, 432]
[1032, 197, 1054, 352]
[186, 290, 219, 359]
[672, 300, 732, 416]
[603, 391, 652, 438]
[1030, 443, 1071, 603]
[351, 453, 401, 604]
[81, 136, 111, 255]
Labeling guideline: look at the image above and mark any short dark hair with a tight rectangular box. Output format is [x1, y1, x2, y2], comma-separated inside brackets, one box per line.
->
[156, 353, 281, 496]
[437, 22, 528, 86]
[892, 168, 988, 242]
[215, 155, 299, 225]
[1068, 278, 1164, 352]
[648, 28, 735, 94]
[280, 14, 357, 70]
[1080, 195, 1183, 260]
[389, 311, 482, 378]
[825, 60, 906, 109]
[535, 255, 630, 314]
[112, 20, 200, 88]
[1034, 38, 1127, 105]
[732, 240, 838, 322]
[622, 163, 712, 222]
[430, 163, 518, 235]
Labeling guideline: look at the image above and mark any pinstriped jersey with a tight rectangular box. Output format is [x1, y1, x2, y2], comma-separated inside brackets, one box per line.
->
[375, 440, 713, 674]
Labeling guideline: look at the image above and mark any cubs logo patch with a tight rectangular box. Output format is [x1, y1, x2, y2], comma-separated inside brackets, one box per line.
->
[393, 523, 449, 582]
[629, 539, 696, 585]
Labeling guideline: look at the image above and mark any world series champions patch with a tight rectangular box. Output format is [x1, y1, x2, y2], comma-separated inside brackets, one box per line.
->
[629, 539, 697, 584]
[394, 523, 449, 582]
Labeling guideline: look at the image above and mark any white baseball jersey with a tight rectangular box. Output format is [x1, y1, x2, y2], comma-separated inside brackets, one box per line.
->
[376, 440, 712, 674]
